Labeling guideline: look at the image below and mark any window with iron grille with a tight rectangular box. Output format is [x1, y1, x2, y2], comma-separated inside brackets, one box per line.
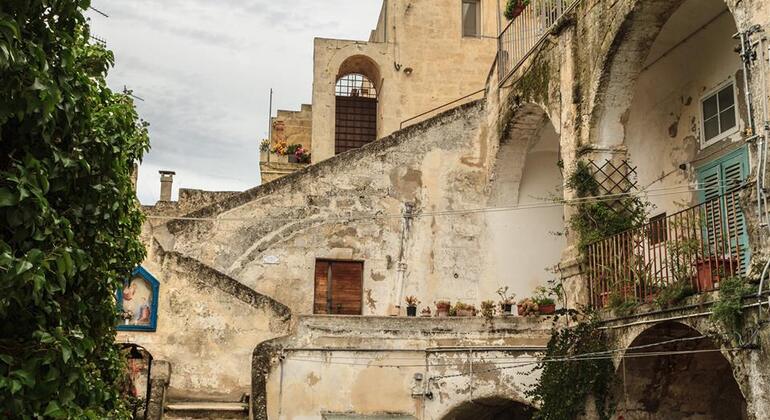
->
[335, 74, 377, 98]
[701, 82, 738, 146]
[462, 0, 481, 37]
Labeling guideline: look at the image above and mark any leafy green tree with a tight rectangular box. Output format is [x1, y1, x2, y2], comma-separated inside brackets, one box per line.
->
[0, 1, 149, 417]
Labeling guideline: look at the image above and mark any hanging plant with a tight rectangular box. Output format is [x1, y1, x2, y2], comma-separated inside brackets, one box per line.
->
[504, 0, 531, 20]
[527, 312, 617, 420]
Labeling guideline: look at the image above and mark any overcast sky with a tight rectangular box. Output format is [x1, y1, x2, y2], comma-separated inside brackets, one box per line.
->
[87, 0, 382, 204]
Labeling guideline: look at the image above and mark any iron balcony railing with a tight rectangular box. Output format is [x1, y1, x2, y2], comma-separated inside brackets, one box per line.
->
[498, 0, 580, 85]
[586, 188, 750, 309]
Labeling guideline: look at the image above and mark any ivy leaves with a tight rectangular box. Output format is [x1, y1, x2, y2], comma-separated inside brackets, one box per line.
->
[527, 314, 617, 420]
[1, 1, 148, 418]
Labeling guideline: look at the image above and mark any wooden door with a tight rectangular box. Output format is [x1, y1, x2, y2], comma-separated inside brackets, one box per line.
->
[314, 260, 363, 315]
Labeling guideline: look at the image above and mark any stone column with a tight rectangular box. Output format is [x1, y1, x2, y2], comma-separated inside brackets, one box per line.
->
[145, 360, 171, 420]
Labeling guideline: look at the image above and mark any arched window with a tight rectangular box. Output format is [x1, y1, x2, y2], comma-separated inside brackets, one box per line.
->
[335, 73, 378, 155]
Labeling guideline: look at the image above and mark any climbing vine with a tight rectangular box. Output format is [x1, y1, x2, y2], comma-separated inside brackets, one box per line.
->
[527, 312, 617, 420]
[0, 1, 149, 417]
[566, 161, 649, 252]
[710, 277, 753, 341]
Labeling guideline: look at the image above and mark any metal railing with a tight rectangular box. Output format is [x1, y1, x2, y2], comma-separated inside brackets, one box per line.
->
[399, 89, 486, 130]
[586, 188, 750, 308]
[498, 0, 579, 85]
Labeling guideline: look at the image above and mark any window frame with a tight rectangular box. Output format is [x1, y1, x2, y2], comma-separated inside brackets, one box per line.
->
[461, 0, 482, 38]
[700, 79, 740, 149]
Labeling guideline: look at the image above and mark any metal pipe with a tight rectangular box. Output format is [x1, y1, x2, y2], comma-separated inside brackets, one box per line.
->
[601, 297, 769, 330]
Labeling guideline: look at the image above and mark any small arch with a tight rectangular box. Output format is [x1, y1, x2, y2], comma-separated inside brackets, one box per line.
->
[334, 55, 382, 155]
[120, 344, 153, 418]
[441, 396, 537, 420]
[615, 321, 747, 419]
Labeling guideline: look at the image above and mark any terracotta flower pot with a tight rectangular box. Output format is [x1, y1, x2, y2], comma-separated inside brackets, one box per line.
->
[538, 304, 556, 315]
[457, 309, 475, 317]
[436, 302, 451, 318]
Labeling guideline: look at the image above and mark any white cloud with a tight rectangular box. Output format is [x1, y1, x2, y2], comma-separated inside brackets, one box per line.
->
[88, 0, 383, 204]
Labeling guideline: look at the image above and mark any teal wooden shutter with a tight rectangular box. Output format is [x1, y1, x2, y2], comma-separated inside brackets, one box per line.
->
[696, 147, 750, 274]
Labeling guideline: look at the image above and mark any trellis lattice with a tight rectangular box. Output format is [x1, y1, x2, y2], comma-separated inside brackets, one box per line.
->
[588, 159, 639, 213]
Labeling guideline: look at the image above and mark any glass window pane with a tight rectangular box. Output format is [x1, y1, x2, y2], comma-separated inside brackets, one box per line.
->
[703, 94, 718, 120]
[720, 107, 737, 132]
[718, 84, 735, 111]
[704, 117, 720, 141]
[462, 1, 479, 37]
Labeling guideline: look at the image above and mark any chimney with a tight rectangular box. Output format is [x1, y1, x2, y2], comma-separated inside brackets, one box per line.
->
[159, 170, 175, 202]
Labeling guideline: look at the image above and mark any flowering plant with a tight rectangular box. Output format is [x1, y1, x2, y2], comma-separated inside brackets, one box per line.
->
[271, 140, 288, 155]
[294, 146, 311, 164]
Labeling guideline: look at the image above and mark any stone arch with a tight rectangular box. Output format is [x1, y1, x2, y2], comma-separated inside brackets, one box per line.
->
[334, 55, 382, 155]
[440, 396, 537, 420]
[589, 0, 740, 149]
[614, 321, 747, 419]
[337, 54, 382, 92]
[483, 102, 565, 306]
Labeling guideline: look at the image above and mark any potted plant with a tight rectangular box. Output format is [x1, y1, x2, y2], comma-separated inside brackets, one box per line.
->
[517, 298, 539, 317]
[480, 300, 496, 322]
[504, 0, 530, 20]
[420, 307, 432, 317]
[294, 146, 311, 164]
[497, 286, 516, 316]
[287, 144, 303, 163]
[454, 302, 476, 317]
[694, 255, 738, 292]
[534, 286, 556, 315]
[435, 300, 451, 318]
[405, 296, 420, 317]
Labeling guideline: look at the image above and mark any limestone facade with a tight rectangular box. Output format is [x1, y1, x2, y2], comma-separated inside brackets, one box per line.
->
[122, 0, 770, 418]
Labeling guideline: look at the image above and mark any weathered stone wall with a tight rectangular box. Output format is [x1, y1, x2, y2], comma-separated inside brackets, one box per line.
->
[311, 0, 501, 162]
[259, 316, 553, 420]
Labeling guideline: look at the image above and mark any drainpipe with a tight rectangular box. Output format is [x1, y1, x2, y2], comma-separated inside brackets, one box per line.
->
[394, 202, 415, 314]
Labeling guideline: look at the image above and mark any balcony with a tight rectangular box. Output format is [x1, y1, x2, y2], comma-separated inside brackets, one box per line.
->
[585, 188, 750, 309]
[498, 0, 580, 85]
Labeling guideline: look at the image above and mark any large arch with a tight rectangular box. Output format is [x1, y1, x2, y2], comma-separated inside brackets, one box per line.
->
[482, 103, 565, 304]
[441, 396, 537, 420]
[615, 321, 747, 419]
[590, 0, 741, 150]
[334, 55, 382, 155]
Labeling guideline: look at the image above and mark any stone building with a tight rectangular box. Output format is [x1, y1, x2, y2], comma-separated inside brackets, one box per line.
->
[121, 0, 770, 419]
[260, 104, 313, 183]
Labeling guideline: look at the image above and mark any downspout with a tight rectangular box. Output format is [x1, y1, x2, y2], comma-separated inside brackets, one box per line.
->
[394, 202, 415, 314]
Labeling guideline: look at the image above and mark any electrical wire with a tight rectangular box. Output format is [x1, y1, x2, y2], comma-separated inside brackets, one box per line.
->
[145, 181, 742, 224]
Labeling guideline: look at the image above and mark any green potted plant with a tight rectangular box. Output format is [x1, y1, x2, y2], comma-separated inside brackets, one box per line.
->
[534, 286, 556, 315]
[287, 144, 303, 163]
[405, 296, 420, 317]
[504, 0, 530, 20]
[497, 286, 516, 316]
[481, 300, 496, 322]
[435, 300, 451, 318]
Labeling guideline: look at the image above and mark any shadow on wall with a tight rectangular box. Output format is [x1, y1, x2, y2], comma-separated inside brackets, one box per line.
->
[441, 396, 537, 420]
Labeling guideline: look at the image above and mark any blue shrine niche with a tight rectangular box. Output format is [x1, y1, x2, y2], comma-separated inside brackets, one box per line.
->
[117, 267, 159, 332]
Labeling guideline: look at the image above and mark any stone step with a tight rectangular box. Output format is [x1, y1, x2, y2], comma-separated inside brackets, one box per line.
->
[164, 401, 249, 420]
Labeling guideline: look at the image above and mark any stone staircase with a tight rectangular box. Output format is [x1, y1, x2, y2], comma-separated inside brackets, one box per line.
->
[164, 401, 249, 420]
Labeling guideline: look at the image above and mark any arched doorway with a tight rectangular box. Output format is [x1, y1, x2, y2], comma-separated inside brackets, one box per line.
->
[441, 397, 537, 420]
[484, 103, 565, 301]
[615, 322, 747, 419]
[335, 55, 381, 155]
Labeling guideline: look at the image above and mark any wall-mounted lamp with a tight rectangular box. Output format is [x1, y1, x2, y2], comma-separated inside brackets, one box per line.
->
[403, 67, 413, 76]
